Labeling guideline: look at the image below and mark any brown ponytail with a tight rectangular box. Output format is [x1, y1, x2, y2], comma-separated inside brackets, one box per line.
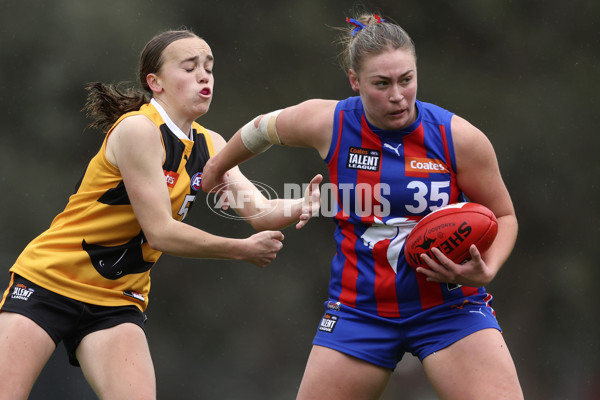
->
[82, 82, 148, 132]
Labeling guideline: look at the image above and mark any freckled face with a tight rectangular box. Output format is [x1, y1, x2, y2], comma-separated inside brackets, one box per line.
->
[153, 37, 214, 120]
[349, 48, 418, 131]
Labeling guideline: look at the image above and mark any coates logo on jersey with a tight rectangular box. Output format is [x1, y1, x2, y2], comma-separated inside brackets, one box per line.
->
[191, 172, 203, 191]
[405, 157, 449, 176]
[164, 170, 180, 188]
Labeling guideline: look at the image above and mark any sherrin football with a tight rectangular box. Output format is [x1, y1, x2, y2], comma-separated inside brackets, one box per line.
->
[404, 202, 498, 269]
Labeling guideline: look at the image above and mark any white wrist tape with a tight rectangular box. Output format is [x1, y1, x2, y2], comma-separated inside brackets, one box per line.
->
[240, 109, 283, 153]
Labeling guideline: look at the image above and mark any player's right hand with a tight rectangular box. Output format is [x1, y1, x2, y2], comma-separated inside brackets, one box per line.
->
[243, 230, 285, 268]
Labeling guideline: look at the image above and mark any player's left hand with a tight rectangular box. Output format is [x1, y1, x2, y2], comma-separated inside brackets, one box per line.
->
[416, 245, 496, 287]
[296, 174, 323, 230]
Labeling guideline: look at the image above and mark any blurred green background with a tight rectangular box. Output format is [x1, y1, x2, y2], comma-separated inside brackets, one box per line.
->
[1, 0, 598, 399]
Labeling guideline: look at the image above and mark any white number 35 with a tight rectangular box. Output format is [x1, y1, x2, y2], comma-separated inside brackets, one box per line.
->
[405, 181, 450, 214]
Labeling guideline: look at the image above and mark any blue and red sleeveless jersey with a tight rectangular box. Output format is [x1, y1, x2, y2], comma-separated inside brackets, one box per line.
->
[324, 97, 483, 318]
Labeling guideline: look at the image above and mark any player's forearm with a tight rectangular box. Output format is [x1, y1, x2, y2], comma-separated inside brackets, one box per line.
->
[484, 214, 518, 276]
[144, 219, 246, 260]
[214, 132, 256, 175]
[246, 198, 304, 231]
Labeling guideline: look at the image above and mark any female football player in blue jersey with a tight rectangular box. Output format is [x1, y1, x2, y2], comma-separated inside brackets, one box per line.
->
[202, 12, 523, 400]
[0, 29, 321, 399]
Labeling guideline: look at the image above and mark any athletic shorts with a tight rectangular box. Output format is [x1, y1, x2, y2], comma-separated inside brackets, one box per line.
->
[0, 273, 147, 367]
[312, 294, 501, 370]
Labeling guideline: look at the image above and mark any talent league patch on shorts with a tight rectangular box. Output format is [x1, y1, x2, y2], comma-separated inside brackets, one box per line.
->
[10, 283, 35, 301]
[319, 313, 339, 333]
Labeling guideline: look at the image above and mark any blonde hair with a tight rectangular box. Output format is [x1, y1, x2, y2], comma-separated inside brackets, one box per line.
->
[337, 13, 416, 74]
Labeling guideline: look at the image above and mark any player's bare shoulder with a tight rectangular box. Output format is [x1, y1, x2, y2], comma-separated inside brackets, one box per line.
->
[204, 128, 227, 153]
[289, 99, 337, 129]
[279, 99, 338, 157]
[106, 114, 161, 166]
[450, 115, 486, 146]
[450, 114, 496, 168]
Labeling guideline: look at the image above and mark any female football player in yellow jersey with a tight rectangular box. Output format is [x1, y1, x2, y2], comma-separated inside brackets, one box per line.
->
[0, 30, 321, 399]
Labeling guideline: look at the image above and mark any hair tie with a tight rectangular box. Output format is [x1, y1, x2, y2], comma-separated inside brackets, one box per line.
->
[346, 15, 385, 37]
[346, 17, 366, 36]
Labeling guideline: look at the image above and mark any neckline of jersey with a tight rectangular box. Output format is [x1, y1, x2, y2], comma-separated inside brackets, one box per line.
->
[150, 98, 193, 141]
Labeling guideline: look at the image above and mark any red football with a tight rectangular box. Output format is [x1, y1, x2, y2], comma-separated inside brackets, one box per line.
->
[404, 202, 498, 269]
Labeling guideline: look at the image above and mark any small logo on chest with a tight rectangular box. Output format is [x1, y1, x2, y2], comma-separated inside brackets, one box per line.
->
[405, 157, 449, 173]
[191, 172, 203, 191]
[346, 146, 381, 172]
[383, 142, 402, 156]
[164, 170, 180, 188]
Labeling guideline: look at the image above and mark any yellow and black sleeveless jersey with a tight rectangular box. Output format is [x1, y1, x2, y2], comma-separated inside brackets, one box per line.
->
[10, 102, 215, 311]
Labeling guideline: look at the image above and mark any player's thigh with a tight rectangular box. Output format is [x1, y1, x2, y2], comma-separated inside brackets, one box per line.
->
[77, 323, 156, 400]
[0, 312, 56, 400]
[422, 328, 523, 400]
[297, 345, 391, 400]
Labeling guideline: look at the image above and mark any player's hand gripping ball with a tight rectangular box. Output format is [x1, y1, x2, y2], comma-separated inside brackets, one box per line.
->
[404, 202, 498, 269]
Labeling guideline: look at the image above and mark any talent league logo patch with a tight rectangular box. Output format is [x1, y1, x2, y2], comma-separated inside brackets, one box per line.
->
[318, 313, 339, 333]
[346, 146, 381, 171]
[11, 283, 34, 301]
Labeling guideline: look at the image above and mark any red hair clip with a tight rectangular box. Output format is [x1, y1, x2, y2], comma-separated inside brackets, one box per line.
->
[373, 14, 385, 23]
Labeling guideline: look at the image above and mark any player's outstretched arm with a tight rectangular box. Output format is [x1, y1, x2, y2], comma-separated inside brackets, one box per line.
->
[202, 99, 337, 193]
[205, 129, 323, 232]
[108, 116, 284, 267]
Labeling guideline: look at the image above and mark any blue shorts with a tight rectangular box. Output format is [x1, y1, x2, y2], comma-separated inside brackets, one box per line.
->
[0, 273, 147, 367]
[312, 294, 501, 370]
